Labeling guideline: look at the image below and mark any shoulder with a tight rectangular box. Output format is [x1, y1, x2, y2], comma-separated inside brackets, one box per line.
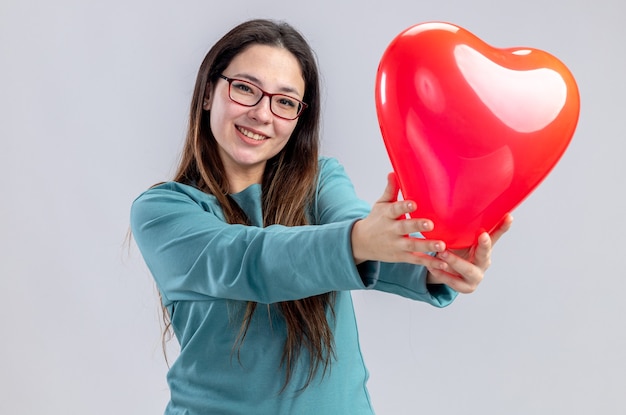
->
[317, 156, 358, 190]
[131, 182, 222, 223]
[133, 181, 215, 205]
[318, 155, 343, 173]
[317, 156, 352, 184]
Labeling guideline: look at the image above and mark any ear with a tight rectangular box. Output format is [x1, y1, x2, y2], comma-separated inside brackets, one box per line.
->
[203, 96, 212, 111]
[203, 84, 212, 110]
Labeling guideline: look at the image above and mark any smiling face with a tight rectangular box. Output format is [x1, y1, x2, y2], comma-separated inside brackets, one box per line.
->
[203, 44, 306, 192]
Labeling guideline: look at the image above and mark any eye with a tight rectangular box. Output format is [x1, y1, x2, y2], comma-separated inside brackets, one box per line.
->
[231, 81, 255, 95]
[275, 96, 298, 109]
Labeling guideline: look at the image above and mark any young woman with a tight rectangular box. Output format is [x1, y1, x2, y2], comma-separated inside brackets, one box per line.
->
[130, 18, 512, 415]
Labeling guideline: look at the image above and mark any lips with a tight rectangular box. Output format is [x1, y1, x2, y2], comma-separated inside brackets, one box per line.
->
[237, 126, 268, 141]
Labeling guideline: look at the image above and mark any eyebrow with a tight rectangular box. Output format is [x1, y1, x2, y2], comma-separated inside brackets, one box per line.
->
[231, 73, 303, 97]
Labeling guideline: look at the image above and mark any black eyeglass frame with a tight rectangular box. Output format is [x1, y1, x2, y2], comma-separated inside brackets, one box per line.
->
[218, 74, 308, 120]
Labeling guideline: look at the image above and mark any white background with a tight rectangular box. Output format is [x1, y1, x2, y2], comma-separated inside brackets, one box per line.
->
[1, 0, 624, 414]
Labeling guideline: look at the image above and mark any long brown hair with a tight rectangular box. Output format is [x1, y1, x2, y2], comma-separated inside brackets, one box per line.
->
[169, 19, 335, 390]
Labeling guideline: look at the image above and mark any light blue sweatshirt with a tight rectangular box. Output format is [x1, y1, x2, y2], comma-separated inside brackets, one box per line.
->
[130, 157, 457, 414]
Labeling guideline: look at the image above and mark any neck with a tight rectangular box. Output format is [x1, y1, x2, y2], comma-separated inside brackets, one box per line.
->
[225, 165, 265, 194]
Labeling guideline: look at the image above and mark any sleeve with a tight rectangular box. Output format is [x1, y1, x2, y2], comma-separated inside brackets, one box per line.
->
[130, 183, 372, 306]
[314, 158, 457, 308]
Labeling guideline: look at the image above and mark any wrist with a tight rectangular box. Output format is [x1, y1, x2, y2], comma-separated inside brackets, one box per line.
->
[351, 219, 367, 265]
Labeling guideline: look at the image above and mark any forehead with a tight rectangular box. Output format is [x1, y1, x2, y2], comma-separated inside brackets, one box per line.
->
[225, 44, 305, 96]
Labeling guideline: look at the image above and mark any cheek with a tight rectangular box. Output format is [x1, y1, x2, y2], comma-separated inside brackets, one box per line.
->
[207, 112, 220, 140]
[278, 121, 299, 142]
[208, 100, 232, 135]
[207, 87, 234, 123]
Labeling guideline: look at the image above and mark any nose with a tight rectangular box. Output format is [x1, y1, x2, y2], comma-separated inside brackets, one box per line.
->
[248, 95, 273, 123]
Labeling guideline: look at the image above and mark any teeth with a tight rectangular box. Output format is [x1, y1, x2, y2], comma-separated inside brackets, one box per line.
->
[238, 126, 267, 141]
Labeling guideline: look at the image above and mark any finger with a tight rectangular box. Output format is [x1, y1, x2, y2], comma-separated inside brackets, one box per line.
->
[407, 251, 448, 269]
[404, 235, 446, 254]
[427, 269, 476, 294]
[472, 232, 492, 270]
[397, 217, 435, 236]
[490, 213, 514, 246]
[377, 172, 400, 204]
[437, 250, 482, 283]
[388, 200, 416, 221]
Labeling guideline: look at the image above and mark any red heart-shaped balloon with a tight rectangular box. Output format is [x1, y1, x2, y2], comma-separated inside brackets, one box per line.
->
[375, 22, 580, 248]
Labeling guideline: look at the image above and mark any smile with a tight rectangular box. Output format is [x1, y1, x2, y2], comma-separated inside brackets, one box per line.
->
[237, 126, 268, 141]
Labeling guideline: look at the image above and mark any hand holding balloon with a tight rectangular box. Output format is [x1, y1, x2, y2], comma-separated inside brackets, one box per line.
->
[351, 173, 513, 293]
[351, 172, 446, 268]
[375, 22, 579, 248]
[427, 213, 513, 293]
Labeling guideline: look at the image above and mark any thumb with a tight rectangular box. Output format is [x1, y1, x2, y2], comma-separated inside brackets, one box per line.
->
[377, 172, 400, 203]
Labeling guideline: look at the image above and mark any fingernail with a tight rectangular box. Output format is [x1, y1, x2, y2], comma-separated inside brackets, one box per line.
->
[406, 202, 414, 211]
[423, 221, 431, 231]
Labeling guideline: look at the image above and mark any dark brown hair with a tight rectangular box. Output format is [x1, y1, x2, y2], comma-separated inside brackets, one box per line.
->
[169, 19, 334, 391]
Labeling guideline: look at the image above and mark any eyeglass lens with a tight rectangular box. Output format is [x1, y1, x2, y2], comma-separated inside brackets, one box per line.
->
[228, 79, 303, 120]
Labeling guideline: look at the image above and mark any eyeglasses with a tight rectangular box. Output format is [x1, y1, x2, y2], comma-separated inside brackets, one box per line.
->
[219, 75, 308, 120]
